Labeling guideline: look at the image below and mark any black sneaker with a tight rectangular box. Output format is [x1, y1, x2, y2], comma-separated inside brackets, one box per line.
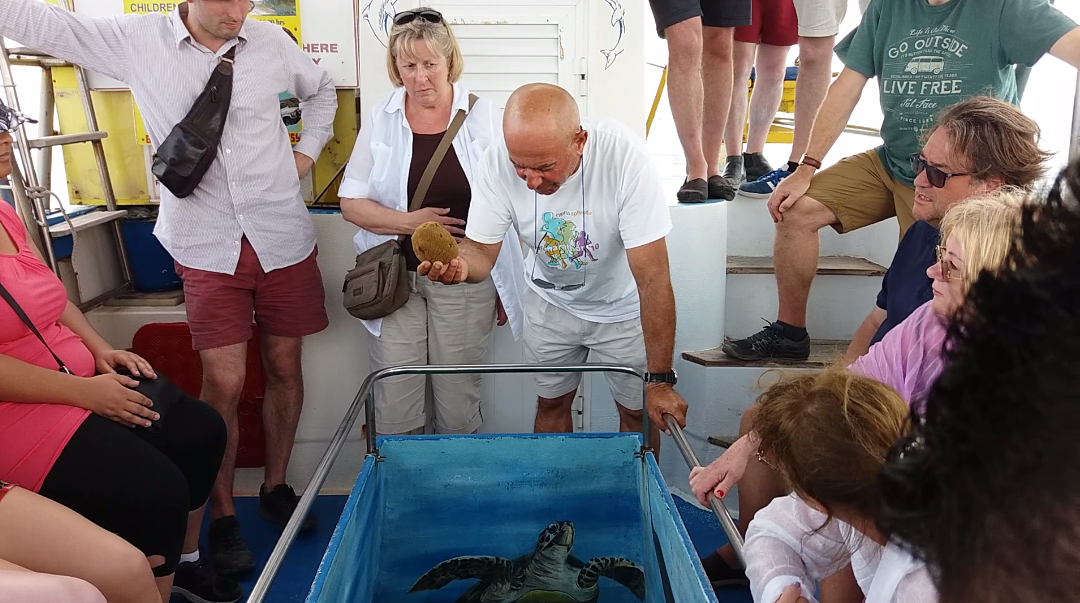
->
[721, 155, 744, 188]
[207, 516, 255, 575]
[743, 152, 774, 182]
[259, 483, 317, 532]
[721, 321, 811, 361]
[172, 554, 243, 603]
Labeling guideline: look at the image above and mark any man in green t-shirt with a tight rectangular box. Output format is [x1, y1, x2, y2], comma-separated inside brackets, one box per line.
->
[722, 0, 1079, 362]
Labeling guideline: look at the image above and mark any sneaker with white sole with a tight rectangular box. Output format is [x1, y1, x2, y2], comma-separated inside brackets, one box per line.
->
[739, 168, 793, 199]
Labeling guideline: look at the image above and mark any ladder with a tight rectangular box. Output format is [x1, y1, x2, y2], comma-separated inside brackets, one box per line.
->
[0, 0, 132, 310]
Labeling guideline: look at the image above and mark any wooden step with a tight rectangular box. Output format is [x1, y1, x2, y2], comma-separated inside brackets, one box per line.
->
[727, 255, 885, 276]
[682, 339, 851, 368]
[707, 435, 739, 448]
[104, 290, 184, 307]
[48, 209, 127, 237]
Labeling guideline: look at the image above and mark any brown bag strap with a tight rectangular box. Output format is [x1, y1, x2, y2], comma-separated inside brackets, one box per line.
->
[408, 93, 478, 213]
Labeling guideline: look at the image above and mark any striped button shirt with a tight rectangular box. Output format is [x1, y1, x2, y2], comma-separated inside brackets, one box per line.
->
[0, 0, 338, 274]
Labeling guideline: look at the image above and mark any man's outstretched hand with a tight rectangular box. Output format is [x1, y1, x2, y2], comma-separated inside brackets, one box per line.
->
[418, 257, 470, 284]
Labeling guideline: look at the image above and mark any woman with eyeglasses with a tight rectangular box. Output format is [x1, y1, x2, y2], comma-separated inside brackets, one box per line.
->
[690, 189, 1025, 589]
[741, 368, 936, 603]
[338, 8, 524, 436]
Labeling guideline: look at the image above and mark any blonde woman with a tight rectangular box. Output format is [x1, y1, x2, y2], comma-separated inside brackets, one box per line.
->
[691, 189, 1026, 586]
[339, 8, 524, 436]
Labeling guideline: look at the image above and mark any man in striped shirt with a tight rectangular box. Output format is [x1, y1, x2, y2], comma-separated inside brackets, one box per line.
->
[0, 0, 338, 597]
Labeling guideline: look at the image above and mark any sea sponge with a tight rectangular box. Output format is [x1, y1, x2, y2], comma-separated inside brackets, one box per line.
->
[412, 221, 459, 264]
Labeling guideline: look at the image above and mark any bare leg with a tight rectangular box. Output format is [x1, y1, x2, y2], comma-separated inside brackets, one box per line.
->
[0, 486, 161, 603]
[534, 391, 576, 433]
[702, 26, 736, 177]
[775, 196, 840, 328]
[616, 403, 661, 454]
[200, 343, 248, 520]
[260, 334, 305, 490]
[0, 563, 107, 603]
[724, 41, 757, 159]
[743, 44, 791, 154]
[663, 18, 708, 181]
[790, 36, 835, 162]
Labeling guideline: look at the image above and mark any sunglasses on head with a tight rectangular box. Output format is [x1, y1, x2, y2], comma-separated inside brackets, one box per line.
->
[910, 153, 969, 189]
[392, 9, 444, 25]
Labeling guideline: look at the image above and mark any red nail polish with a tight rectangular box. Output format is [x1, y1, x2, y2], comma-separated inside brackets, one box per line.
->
[716, 489, 725, 498]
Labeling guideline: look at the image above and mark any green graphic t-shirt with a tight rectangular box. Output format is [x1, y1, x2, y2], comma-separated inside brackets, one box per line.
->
[835, 0, 1076, 186]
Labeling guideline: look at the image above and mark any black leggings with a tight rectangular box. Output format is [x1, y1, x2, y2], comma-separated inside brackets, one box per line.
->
[39, 391, 226, 577]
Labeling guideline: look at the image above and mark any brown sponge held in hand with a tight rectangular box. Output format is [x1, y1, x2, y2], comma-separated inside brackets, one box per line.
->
[412, 221, 459, 264]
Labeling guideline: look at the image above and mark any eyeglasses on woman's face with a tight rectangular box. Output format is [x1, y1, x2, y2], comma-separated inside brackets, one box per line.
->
[935, 244, 963, 282]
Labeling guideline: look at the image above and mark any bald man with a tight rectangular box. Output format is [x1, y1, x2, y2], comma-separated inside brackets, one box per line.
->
[420, 83, 689, 447]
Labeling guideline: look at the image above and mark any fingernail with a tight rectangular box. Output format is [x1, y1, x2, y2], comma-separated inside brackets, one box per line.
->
[154, 413, 160, 420]
[716, 489, 725, 498]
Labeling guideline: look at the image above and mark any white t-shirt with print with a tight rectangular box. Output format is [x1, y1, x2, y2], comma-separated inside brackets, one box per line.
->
[466, 117, 672, 323]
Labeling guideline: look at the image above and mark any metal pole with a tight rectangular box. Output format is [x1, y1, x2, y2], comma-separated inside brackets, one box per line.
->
[248, 363, 645, 603]
[1071, 73, 1080, 164]
[664, 416, 746, 569]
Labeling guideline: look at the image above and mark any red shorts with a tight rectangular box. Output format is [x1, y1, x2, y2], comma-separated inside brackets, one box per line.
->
[175, 238, 329, 351]
[734, 0, 798, 46]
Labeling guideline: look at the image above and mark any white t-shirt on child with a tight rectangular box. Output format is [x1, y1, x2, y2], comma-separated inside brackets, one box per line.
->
[465, 117, 672, 323]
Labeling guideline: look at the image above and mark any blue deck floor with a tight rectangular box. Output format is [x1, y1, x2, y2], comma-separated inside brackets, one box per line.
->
[181, 494, 752, 603]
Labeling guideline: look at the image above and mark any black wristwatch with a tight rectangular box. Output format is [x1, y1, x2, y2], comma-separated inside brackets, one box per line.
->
[645, 370, 677, 386]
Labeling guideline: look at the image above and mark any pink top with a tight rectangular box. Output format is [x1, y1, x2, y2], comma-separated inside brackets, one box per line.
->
[849, 300, 947, 409]
[0, 202, 93, 492]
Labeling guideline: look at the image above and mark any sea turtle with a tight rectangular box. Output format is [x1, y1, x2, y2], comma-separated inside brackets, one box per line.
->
[409, 521, 646, 602]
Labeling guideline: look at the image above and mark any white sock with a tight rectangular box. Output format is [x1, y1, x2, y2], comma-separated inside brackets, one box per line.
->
[180, 550, 200, 564]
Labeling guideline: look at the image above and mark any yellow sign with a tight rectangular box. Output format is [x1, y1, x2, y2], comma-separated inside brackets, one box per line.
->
[123, 2, 176, 15]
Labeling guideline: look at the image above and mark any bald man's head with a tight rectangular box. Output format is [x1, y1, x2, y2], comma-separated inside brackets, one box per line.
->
[502, 83, 587, 195]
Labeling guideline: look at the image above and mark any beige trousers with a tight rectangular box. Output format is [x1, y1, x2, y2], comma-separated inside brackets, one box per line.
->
[368, 272, 498, 434]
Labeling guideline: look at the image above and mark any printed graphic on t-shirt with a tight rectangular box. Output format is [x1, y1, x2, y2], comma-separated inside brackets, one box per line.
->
[537, 210, 601, 270]
[881, 26, 973, 139]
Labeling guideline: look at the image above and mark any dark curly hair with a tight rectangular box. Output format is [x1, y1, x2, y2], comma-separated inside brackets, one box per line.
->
[877, 159, 1080, 603]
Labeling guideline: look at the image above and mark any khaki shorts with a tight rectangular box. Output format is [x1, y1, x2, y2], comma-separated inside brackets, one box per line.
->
[522, 288, 646, 410]
[807, 149, 916, 237]
[792, 0, 847, 37]
[368, 274, 498, 434]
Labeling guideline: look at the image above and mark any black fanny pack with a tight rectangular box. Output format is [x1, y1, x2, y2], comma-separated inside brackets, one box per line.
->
[151, 45, 236, 198]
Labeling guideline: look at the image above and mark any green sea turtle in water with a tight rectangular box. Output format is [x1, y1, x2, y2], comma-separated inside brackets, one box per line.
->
[409, 521, 645, 602]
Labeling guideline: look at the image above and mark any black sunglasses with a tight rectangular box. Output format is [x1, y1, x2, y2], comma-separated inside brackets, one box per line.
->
[910, 153, 969, 189]
[392, 9, 444, 25]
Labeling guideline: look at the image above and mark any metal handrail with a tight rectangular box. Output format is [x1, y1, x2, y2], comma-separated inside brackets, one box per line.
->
[665, 416, 746, 568]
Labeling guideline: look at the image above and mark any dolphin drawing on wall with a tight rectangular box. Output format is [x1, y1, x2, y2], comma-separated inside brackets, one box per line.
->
[362, 0, 398, 48]
[600, 0, 625, 69]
